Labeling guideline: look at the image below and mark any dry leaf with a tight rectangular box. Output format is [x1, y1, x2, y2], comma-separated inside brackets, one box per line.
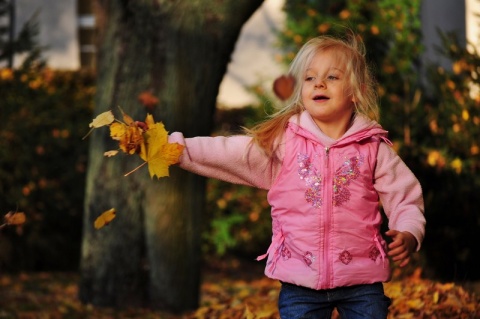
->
[4, 211, 26, 226]
[94, 208, 116, 229]
[88, 111, 115, 128]
[142, 120, 184, 179]
[0, 261, 479, 318]
[109, 122, 127, 140]
[273, 74, 295, 100]
[124, 114, 135, 126]
[138, 91, 159, 109]
[104, 150, 119, 157]
[110, 122, 145, 155]
[83, 110, 116, 139]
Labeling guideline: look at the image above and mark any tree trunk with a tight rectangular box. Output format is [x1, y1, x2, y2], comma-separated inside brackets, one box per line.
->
[79, 0, 263, 312]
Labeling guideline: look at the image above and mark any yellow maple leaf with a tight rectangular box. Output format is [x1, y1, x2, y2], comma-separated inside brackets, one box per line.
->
[149, 142, 184, 178]
[145, 113, 155, 127]
[142, 120, 184, 179]
[94, 208, 116, 229]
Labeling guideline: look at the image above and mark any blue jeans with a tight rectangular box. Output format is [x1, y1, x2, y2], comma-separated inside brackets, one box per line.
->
[278, 282, 391, 319]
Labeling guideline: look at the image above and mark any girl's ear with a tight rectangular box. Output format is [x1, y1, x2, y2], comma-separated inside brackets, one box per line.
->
[352, 83, 366, 103]
[351, 90, 358, 103]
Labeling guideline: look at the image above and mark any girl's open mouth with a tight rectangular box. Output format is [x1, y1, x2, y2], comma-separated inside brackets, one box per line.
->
[313, 94, 329, 101]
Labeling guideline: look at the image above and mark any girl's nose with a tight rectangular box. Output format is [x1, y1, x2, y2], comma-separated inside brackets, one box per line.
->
[314, 78, 326, 88]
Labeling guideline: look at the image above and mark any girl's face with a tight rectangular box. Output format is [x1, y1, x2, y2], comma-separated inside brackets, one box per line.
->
[301, 49, 355, 132]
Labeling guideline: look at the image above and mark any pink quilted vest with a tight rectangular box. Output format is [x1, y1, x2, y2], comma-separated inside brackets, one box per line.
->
[259, 121, 392, 290]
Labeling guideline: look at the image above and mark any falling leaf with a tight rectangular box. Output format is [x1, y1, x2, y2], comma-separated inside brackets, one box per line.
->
[273, 74, 295, 100]
[4, 211, 26, 226]
[94, 208, 116, 229]
[142, 120, 184, 179]
[138, 91, 159, 109]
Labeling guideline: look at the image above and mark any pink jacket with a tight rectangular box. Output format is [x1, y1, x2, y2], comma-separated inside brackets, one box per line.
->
[169, 111, 425, 290]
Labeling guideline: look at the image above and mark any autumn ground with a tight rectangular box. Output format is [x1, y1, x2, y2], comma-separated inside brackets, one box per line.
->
[0, 258, 479, 319]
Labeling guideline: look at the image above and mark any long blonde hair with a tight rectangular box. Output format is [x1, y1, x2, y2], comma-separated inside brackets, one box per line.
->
[246, 33, 379, 159]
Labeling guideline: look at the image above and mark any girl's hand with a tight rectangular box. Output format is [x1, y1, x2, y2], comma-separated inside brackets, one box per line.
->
[385, 230, 417, 267]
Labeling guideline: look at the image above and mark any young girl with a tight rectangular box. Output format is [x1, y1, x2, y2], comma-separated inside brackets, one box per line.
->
[169, 34, 425, 318]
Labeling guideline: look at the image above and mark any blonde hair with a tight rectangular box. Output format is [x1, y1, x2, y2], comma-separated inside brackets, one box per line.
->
[246, 33, 379, 159]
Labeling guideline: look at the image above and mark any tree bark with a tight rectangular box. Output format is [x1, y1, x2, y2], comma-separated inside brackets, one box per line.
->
[79, 0, 263, 312]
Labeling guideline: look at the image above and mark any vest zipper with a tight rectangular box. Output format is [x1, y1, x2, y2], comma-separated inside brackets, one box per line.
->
[319, 146, 332, 289]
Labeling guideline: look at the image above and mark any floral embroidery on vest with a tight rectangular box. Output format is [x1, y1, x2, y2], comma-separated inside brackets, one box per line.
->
[339, 250, 353, 265]
[297, 153, 322, 208]
[281, 246, 291, 260]
[369, 247, 381, 261]
[303, 251, 315, 266]
[333, 155, 364, 207]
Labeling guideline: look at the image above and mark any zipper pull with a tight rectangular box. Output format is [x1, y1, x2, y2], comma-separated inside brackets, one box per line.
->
[325, 147, 330, 168]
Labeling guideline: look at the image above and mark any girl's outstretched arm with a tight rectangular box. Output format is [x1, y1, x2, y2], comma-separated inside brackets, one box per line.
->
[168, 132, 282, 190]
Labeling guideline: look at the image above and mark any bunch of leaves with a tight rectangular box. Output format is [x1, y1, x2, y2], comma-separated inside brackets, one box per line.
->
[86, 109, 184, 180]
[85, 109, 184, 229]
[0, 62, 95, 271]
[0, 264, 478, 319]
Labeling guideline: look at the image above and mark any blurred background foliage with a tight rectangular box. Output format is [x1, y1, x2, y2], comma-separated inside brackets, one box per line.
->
[1, 0, 479, 284]
[0, 61, 94, 271]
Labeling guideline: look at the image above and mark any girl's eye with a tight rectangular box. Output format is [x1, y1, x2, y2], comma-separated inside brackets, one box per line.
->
[327, 75, 339, 81]
[305, 76, 315, 81]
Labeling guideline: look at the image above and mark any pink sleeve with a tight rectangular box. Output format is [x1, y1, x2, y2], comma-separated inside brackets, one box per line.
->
[374, 143, 426, 250]
[168, 132, 281, 190]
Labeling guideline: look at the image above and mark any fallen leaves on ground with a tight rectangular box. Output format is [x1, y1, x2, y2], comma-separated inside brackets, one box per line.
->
[0, 267, 478, 319]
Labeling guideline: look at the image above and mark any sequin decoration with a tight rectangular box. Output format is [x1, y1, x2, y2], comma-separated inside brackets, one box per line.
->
[281, 246, 291, 260]
[369, 247, 380, 261]
[339, 250, 353, 265]
[333, 155, 364, 207]
[303, 251, 315, 266]
[297, 153, 322, 208]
